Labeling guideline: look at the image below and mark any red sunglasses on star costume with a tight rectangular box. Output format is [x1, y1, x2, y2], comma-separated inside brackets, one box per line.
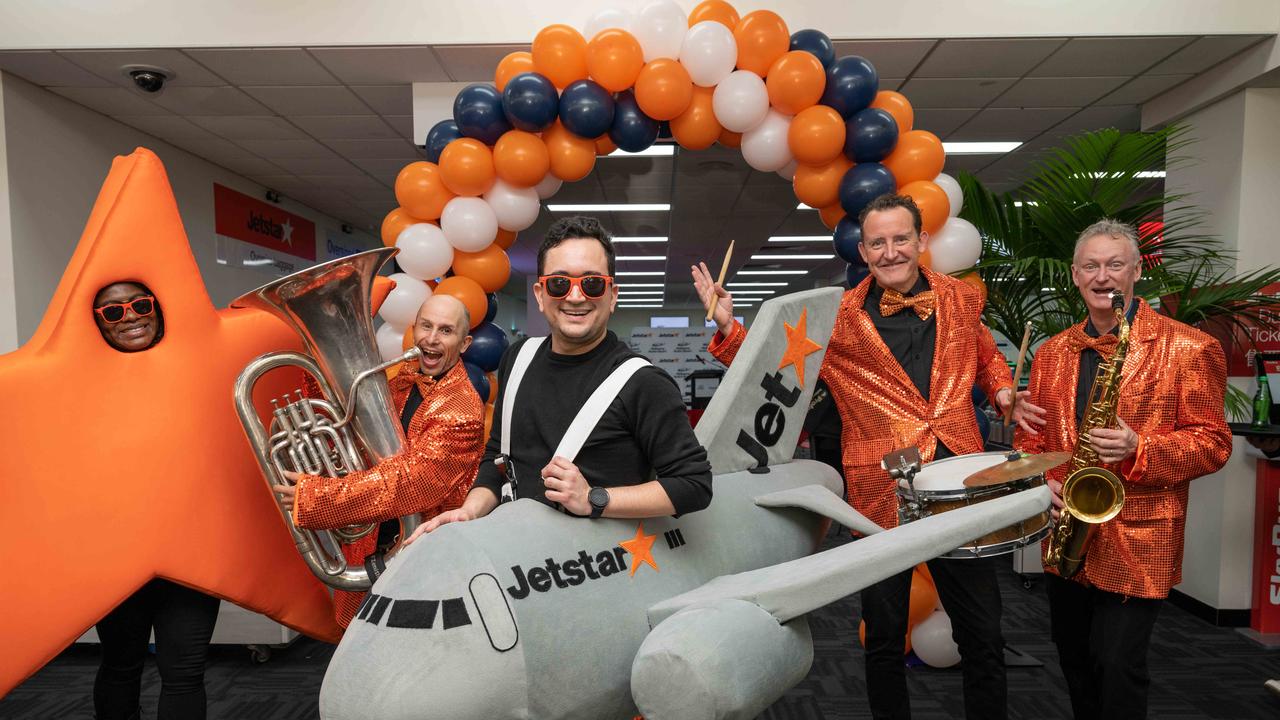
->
[94, 296, 156, 324]
[538, 274, 614, 299]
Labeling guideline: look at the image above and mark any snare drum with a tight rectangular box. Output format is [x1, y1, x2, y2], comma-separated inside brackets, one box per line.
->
[895, 451, 1051, 559]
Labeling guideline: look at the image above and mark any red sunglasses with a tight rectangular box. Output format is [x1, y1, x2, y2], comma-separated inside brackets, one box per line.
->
[94, 296, 156, 324]
[538, 274, 613, 299]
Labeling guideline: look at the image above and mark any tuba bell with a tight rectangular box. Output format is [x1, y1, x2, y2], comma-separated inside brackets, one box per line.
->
[233, 247, 420, 591]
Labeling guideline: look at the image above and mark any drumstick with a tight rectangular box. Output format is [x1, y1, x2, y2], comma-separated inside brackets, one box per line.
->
[1004, 321, 1033, 426]
[705, 239, 734, 322]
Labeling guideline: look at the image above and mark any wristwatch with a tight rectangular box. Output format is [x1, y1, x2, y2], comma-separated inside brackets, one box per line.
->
[588, 486, 610, 518]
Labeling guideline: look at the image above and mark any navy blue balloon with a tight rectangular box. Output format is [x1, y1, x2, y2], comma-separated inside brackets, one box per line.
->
[464, 362, 490, 401]
[609, 91, 659, 153]
[462, 321, 509, 373]
[454, 83, 511, 145]
[790, 29, 835, 70]
[483, 292, 498, 324]
[423, 119, 462, 163]
[845, 261, 870, 288]
[820, 56, 879, 119]
[838, 162, 897, 217]
[833, 215, 863, 264]
[558, 80, 615, 139]
[846, 107, 899, 163]
[502, 72, 559, 132]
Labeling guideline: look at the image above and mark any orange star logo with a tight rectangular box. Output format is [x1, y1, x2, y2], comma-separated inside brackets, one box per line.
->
[777, 306, 824, 388]
[619, 522, 659, 577]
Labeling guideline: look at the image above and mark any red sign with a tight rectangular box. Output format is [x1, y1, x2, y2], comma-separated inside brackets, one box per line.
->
[1252, 459, 1280, 634]
[1218, 282, 1280, 377]
[213, 183, 316, 261]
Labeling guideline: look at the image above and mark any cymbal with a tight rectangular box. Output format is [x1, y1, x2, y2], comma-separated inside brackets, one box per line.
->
[963, 452, 1071, 488]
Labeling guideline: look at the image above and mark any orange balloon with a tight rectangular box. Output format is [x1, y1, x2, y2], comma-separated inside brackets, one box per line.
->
[483, 404, 495, 438]
[587, 28, 645, 93]
[919, 248, 933, 270]
[451, 244, 512, 293]
[438, 138, 496, 197]
[766, 51, 826, 115]
[493, 130, 550, 188]
[433, 276, 487, 329]
[532, 24, 588, 88]
[401, 324, 415, 353]
[819, 202, 846, 230]
[792, 155, 852, 210]
[688, 0, 740, 30]
[960, 272, 988, 304]
[787, 105, 846, 166]
[908, 569, 939, 627]
[670, 86, 722, 151]
[883, 130, 945, 188]
[718, 128, 742, 148]
[734, 10, 789, 77]
[542, 120, 597, 181]
[485, 372, 499, 403]
[394, 161, 455, 220]
[634, 58, 694, 121]
[380, 207, 420, 249]
[494, 228, 517, 250]
[871, 90, 914, 133]
[859, 619, 913, 655]
[495, 51, 535, 93]
[595, 133, 618, 156]
[899, 180, 951, 236]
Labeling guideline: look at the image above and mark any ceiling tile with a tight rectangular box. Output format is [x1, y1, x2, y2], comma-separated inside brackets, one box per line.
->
[214, 156, 290, 177]
[326, 138, 423, 159]
[1146, 35, 1269, 76]
[992, 77, 1127, 108]
[949, 107, 1078, 140]
[184, 48, 337, 85]
[383, 115, 416, 140]
[249, 174, 307, 192]
[897, 77, 1017, 108]
[601, 185, 674, 204]
[942, 154, 997, 174]
[113, 115, 259, 159]
[544, 179, 606, 204]
[148, 86, 271, 116]
[308, 47, 450, 84]
[1046, 105, 1141, 136]
[913, 108, 980, 138]
[351, 85, 413, 115]
[915, 38, 1066, 78]
[242, 85, 371, 115]
[58, 49, 225, 87]
[338, 177, 396, 201]
[1030, 36, 1196, 77]
[1096, 74, 1193, 105]
[829, 40, 936, 78]
[235, 137, 341, 159]
[595, 160, 675, 189]
[354, 198, 399, 212]
[288, 115, 400, 140]
[48, 86, 172, 116]
[0, 51, 113, 86]
[270, 156, 364, 175]
[433, 44, 529, 82]
[878, 78, 904, 91]
[351, 158, 413, 186]
[188, 115, 307, 141]
[295, 174, 383, 190]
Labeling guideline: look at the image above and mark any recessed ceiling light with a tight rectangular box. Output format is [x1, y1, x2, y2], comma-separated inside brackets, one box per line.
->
[617, 304, 662, 308]
[618, 290, 665, 295]
[750, 254, 834, 260]
[546, 203, 671, 212]
[600, 145, 675, 157]
[943, 141, 1022, 154]
[768, 235, 831, 242]
[619, 283, 664, 287]
[617, 271, 665, 276]
[727, 282, 788, 287]
[797, 203, 817, 210]
[616, 255, 667, 261]
[613, 236, 668, 243]
[737, 270, 808, 275]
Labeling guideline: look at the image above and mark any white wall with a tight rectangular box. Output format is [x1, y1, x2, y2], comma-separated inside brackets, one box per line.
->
[0, 72, 15, 352]
[1, 72, 380, 348]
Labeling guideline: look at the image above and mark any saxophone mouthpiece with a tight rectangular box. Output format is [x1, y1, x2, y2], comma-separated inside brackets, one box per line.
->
[1110, 291, 1125, 311]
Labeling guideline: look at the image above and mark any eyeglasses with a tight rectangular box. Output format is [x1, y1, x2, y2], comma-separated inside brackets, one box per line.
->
[538, 274, 613, 299]
[94, 296, 156, 323]
[861, 236, 918, 252]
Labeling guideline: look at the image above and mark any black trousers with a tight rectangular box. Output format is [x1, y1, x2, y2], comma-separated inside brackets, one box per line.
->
[94, 578, 221, 720]
[1046, 574, 1163, 720]
[861, 556, 1007, 720]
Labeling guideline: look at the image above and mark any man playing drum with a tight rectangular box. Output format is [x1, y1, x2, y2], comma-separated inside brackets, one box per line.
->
[694, 193, 1042, 720]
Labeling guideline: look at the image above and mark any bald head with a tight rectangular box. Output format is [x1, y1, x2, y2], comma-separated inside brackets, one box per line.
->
[412, 294, 473, 376]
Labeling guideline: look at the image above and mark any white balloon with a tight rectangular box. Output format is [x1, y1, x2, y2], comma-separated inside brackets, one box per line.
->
[910, 611, 961, 668]
[927, 216, 982, 274]
[713, 70, 769, 133]
[934, 172, 964, 217]
[484, 179, 541, 232]
[379, 273, 432, 329]
[776, 159, 799, 181]
[679, 21, 737, 87]
[633, 0, 687, 62]
[395, 223, 454, 280]
[741, 110, 794, 172]
[440, 196, 499, 252]
[584, 7, 634, 39]
[534, 173, 563, 199]
[375, 321, 408, 362]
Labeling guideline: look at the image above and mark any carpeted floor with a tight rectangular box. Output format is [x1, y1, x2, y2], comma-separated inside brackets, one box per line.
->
[5, 528, 1280, 719]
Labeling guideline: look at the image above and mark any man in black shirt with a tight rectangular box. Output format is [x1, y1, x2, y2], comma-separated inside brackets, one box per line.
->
[407, 216, 711, 541]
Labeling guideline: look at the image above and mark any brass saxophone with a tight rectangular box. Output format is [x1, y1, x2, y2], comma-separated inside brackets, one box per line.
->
[1043, 291, 1129, 578]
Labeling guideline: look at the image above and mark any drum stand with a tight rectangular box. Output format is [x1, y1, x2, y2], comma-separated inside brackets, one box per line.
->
[881, 446, 926, 522]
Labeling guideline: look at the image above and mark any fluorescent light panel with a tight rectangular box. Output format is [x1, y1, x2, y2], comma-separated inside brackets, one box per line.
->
[751, 254, 834, 260]
[797, 203, 817, 210]
[601, 145, 675, 157]
[616, 271, 665, 276]
[619, 283, 664, 287]
[737, 270, 808, 275]
[613, 236, 667, 243]
[546, 203, 670, 212]
[769, 235, 832, 242]
[727, 282, 788, 287]
[616, 255, 667, 261]
[943, 141, 1022, 154]
[618, 290, 665, 295]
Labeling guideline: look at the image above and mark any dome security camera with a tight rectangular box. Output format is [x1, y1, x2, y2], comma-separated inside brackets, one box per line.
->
[120, 65, 174, 94]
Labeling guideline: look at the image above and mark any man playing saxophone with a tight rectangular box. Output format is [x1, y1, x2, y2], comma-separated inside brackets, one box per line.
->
[1016, 219, 1232, 720]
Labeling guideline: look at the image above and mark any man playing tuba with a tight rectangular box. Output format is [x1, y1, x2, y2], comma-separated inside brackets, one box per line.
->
[1016, 219, 1232, 720]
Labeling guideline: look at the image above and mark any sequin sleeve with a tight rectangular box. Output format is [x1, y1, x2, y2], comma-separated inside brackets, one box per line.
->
[975, 322, 1014, 404]
[707, 320, 746, 366]
[1015, 349, 1048, 456]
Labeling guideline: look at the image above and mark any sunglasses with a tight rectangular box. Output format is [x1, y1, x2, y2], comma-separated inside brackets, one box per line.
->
[94, 296, 156, 323]
[538, 274, 613, 299]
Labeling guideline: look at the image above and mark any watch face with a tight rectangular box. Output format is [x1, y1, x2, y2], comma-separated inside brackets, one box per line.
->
[589, 487, 609, 509]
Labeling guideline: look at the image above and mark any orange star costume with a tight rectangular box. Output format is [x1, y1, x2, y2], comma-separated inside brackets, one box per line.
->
[710, 268, 1013, 529]
[0, 148, 348, 698]
[293, 359, 484, 627]
[1016, 299, 1232, 598]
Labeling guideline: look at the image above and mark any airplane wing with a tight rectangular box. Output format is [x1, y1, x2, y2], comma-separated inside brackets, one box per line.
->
[753, 484, 884, 538]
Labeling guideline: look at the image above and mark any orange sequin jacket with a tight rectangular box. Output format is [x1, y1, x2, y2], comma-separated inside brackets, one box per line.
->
[710, 268, 1013, 529]
[1016, 300, 1231, 599]
[293, 359, 485, 626]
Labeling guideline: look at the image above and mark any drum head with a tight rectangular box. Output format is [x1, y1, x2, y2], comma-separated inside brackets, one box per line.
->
[898, 452, 1009, 497]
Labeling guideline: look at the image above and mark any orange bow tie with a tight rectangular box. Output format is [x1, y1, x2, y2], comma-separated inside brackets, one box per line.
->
[879, 288, 936, 320]
[1067, 326, 1120, 357]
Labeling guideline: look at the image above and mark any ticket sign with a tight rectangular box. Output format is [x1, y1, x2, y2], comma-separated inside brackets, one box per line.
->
[1252, 459, 1280, 634]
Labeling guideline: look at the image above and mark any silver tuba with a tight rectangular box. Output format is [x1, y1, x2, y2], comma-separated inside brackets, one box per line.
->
[233, 247, 421, 591]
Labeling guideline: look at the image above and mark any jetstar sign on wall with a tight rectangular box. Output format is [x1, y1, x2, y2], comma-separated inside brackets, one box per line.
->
[213, 184, 316, 275]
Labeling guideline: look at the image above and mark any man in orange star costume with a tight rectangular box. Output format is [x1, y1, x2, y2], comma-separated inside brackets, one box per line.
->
[1016, 219, 1231, 720]
[0, 148, 345, 698]
[694, 193, 1039, 720]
